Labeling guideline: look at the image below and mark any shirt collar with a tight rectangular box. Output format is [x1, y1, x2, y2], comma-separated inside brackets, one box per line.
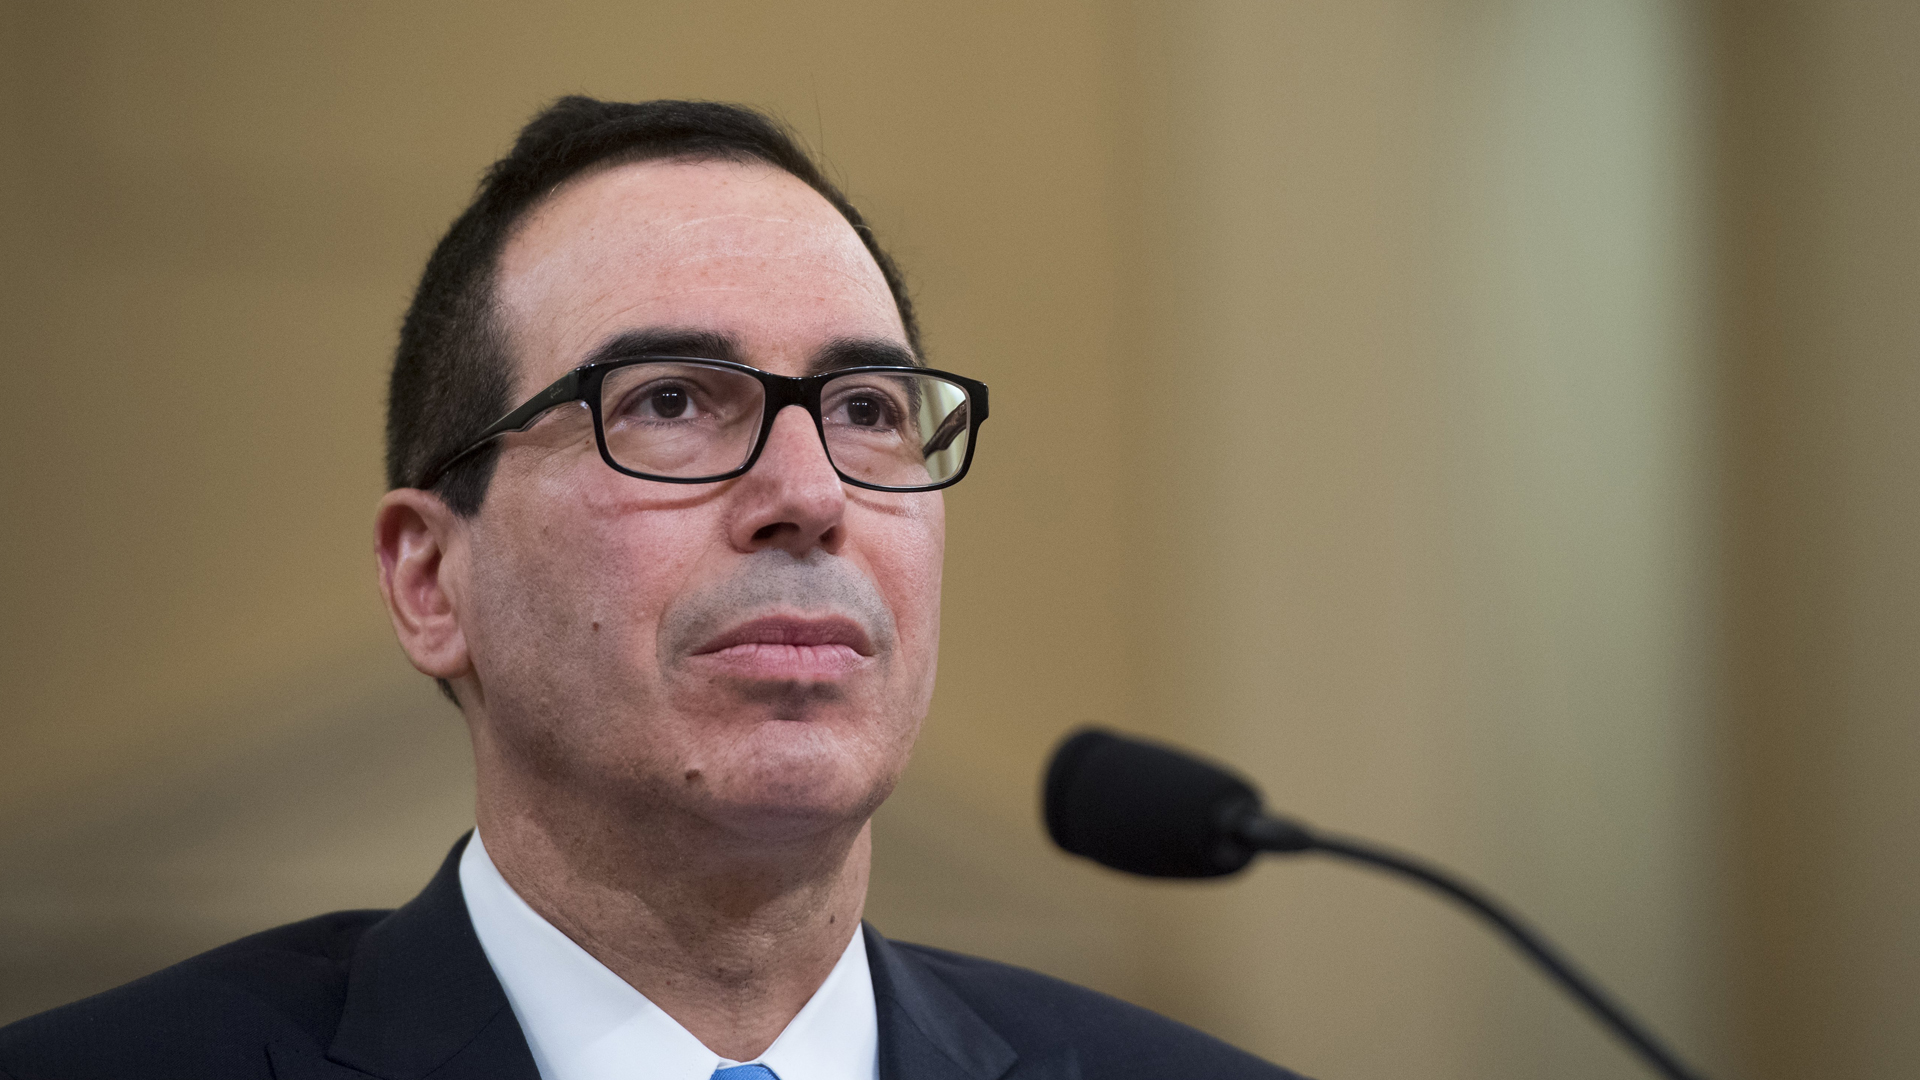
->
[460, 829, 878, 1080]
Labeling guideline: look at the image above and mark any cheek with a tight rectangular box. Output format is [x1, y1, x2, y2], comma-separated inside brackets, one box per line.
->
[867, 495, 946, 670]
[466, 519, 602, 696]
[467, 481, 711, 704]
[564, 497, 716, 662]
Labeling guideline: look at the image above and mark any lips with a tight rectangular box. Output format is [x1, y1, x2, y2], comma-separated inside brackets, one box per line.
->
[689, 614, 876, 678]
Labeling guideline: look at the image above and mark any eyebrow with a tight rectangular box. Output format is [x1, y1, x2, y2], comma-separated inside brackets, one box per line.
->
[581, 328, 742, 366]
[578, 328, 919, 375]
[807, 337, 919, 375]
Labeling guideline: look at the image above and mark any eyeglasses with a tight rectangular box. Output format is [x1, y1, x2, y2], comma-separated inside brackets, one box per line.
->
[420, 356, 989, 493]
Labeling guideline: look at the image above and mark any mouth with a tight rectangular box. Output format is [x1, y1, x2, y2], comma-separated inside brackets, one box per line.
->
[689, 614, 876, 679]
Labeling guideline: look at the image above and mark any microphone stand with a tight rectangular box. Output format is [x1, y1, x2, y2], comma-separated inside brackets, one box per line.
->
[1238, 814, 1710, 1080]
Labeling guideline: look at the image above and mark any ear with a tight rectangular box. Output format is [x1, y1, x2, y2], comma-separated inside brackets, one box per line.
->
[374, 488, 473, 683]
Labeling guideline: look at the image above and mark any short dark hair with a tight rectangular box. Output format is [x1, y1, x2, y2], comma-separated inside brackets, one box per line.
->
[384, 97, 922, 516]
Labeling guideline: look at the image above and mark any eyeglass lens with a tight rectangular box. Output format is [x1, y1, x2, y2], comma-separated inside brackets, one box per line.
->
[597, 362, 973, 489]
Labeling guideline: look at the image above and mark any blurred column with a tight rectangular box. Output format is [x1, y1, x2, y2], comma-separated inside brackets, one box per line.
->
[1714, 3, 1920, 1079]
[1116, 2, 1718, 1078]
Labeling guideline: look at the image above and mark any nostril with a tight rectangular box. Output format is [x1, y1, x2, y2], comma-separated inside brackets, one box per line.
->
[752, 522, 793, 542]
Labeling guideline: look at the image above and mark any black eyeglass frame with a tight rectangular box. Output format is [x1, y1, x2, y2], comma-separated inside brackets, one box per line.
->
[419, 355, 990, 493]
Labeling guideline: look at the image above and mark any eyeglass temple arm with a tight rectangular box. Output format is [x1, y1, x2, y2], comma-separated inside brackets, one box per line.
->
[417, 370, 585, 489]
[921, 403, 971, 457]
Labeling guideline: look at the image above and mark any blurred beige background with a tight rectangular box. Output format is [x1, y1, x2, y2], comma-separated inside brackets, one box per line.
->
[1, 2, 1914, 1079]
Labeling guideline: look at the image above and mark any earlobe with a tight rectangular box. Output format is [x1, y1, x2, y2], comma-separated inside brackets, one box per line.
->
[374, 489, 473, 682]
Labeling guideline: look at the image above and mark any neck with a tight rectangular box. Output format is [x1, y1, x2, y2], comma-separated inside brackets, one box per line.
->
[474, 771, 871, 1062]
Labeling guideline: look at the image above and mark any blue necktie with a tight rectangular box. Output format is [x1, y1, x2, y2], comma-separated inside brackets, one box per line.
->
[712, 1067, 779, 1080]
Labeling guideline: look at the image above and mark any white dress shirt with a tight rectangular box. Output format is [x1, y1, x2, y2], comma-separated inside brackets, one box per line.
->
[460, 831, 880, 1080]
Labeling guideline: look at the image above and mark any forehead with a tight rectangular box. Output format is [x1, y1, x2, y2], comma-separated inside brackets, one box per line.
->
[493, 157, 906, 391]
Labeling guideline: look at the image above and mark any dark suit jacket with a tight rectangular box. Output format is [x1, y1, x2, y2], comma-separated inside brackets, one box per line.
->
[0, 836, 1304, 1080]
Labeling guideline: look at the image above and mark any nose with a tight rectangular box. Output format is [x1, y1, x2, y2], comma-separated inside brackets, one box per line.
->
[727, 405, 847, 556]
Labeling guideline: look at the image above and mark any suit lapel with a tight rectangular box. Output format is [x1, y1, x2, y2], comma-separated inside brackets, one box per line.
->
[322, 834, 540, 1080]
[279, 839, 1065, 1080]
[865, 926, 1078, 1080]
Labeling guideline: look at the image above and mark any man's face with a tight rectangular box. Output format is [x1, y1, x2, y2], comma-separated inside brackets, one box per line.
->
[456, 158, 943, 841]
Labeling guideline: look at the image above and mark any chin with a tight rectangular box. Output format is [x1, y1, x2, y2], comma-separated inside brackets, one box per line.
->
[697, 717, 905, 838]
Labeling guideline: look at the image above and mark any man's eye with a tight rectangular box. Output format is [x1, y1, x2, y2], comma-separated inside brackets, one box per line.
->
[619, 382, 706, 420]
[648, 387, 689, 418]
[830, 391, 902, 429]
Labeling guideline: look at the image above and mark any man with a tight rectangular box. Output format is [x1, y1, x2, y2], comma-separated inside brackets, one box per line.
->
[0, 98, 1302, 1080]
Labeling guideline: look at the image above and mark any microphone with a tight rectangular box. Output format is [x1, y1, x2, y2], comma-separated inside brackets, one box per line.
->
[1044, 728, 1710, 1080]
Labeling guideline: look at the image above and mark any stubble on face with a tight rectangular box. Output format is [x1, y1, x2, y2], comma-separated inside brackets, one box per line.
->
[657, 547, 899, 709]
[465, 498, 933, 840]
[654, 546, 922, 829]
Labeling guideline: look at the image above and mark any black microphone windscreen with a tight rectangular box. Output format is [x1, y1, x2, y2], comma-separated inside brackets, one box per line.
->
[1043, 728, 1263, 878]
